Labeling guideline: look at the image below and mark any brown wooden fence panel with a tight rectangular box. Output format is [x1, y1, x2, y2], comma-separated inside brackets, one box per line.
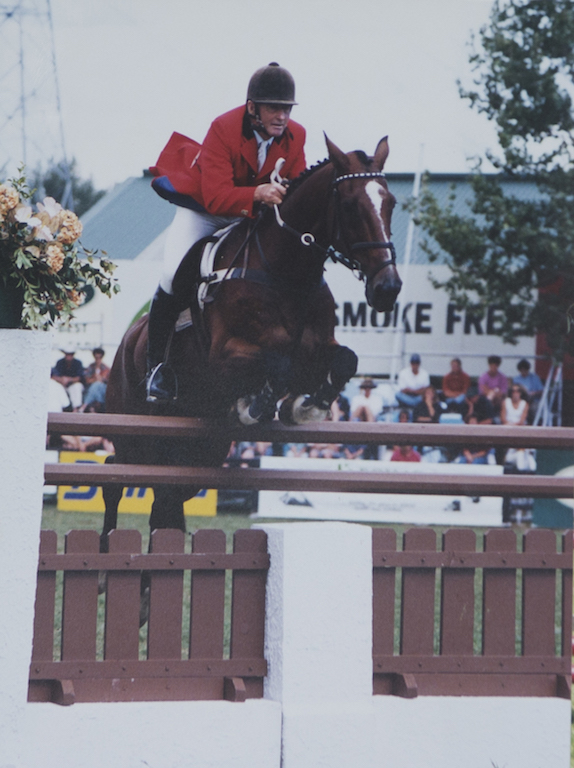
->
[372, 528, 397, 657]
[230, 529, 268, 699]
[400, 528, 436, 656]
[29, 528, 269, 704]
[147, 529, 185, 660]
[31, 530, 57, 663]
[61, 530, 100, 662]
[373, 527, 571, 699]
[189, 529, 226, 660]
[522, 529, 558, 657]
[482, 529, 517, 656]
[104, 529, 142, 661]
[561, 531, 573, 660]
[372, 528, 397, 695]
[440, 529, 476, 656]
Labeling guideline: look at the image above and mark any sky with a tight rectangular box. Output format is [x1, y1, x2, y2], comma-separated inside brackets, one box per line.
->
[1, 0, 500, 192]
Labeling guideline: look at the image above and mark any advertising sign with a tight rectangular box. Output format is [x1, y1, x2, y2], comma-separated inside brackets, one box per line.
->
[256, 456, 503, 527]
[56, 451, 216, 516]
[325, 262, 535, 377]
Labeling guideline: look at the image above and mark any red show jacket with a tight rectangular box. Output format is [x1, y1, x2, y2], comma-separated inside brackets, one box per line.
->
[150, 105, 306, 219]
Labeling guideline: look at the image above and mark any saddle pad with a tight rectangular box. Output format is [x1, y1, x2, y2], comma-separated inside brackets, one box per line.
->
[197, 221, 241, 311]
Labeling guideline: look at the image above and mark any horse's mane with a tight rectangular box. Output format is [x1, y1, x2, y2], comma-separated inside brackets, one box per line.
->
[285, 157, 332, 197]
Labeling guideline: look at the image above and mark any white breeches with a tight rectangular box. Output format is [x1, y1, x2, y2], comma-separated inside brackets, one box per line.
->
[159, 206, 240, 294]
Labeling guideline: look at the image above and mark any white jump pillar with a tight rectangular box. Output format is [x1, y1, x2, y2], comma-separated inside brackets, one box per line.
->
[0, 330, 51, 768]
[259, 522, 376, 768]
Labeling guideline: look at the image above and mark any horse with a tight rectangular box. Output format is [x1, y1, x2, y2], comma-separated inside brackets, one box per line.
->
[101, 134, 402, 544]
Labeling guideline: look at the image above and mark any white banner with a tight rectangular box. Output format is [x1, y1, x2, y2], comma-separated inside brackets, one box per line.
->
[256, 456, 503, 527]
[326, 262, 535, 377]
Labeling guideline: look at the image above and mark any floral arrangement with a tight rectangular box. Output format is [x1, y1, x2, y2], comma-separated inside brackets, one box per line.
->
[0, 168, 118, 329]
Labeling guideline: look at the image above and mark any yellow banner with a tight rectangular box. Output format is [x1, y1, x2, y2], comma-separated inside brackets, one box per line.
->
[56, 451, 217, 516]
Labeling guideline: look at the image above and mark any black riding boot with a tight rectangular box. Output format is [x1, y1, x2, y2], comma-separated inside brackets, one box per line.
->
[146, 287, 179, 403]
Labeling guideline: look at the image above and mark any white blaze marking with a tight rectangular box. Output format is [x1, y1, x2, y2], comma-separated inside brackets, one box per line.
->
[365, 180, 390, 240]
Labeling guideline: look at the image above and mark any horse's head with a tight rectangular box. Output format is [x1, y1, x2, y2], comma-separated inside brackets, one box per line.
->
[325, 135, 402, 313]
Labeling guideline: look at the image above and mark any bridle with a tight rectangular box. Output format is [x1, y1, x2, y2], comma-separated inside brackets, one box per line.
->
[273, 168, 397, 281]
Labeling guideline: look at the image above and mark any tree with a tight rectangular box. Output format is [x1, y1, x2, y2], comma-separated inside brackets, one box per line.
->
[415, 0, 574, 358]
[31, 158, 105, 218]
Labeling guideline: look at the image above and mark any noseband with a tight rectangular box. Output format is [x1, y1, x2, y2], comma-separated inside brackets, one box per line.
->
[273, 169, 397, 280]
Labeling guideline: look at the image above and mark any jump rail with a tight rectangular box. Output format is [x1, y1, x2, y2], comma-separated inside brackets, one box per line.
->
[45, 413, 574, 499]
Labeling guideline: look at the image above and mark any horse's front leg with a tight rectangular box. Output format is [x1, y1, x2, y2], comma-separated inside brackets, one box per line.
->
[236, 349, 291, 425]
[280, 344, 358, 425]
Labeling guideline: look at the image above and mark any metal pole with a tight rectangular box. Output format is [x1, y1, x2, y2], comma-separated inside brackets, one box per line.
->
[390, 143, 424, 381]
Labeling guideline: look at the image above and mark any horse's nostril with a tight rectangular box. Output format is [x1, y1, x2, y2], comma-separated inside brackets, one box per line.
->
[367, 281, 401, 313]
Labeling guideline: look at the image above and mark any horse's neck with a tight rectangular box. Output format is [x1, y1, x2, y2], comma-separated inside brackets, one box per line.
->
[280, 163, 334, 244]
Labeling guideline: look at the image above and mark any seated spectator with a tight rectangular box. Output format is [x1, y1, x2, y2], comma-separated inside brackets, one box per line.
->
[501, 385, 536, 469]
[390, 444, 421, 462]
[413, 386, 445, 423]
[51, 348, 85, 410]
[82, 347, 110, 411]
[331, 393, 350, 422]
[285, 443, 308, 458]
[397, 409, 410, 423]
[351, 378, 383, 422]
[308, 443, 341, 459]
[501, 385, 528, 426]
[513, 359, 543, 422]
[454, 414, 492, 465]
[351, 378, 382, 459]
[441, 358, 470, 416]
[477, 355, 508, 414]
[396, 354, 430, 409]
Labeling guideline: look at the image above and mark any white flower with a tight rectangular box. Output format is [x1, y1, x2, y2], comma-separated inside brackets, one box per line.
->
[14, 204, 42, 228]
[34, 224, 54, 241]
[37, 197, 62, 218]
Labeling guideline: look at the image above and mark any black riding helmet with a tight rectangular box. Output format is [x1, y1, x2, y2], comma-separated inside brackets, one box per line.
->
[247, 62, 297, 106]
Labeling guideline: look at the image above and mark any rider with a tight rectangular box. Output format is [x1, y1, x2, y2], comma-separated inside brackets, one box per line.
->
[147, 62, 307, 403]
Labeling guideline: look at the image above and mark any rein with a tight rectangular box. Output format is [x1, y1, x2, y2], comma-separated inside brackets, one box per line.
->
[273, 169, 397, 281]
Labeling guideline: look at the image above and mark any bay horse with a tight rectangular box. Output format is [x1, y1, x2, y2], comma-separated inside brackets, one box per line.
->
[102, 134, 401, 543]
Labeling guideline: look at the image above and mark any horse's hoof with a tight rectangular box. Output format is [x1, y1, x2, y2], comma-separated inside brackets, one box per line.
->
[236, 397, 260, 426]
[285, 395, 330, 425]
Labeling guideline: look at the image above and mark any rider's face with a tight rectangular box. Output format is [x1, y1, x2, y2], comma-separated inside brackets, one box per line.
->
[248, 101, 292, 138]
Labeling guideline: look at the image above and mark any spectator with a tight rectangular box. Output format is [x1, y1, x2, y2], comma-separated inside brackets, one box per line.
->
[513, 359, 543, 422]
[397, 409, 410, 423]
[51, 348, 85, 410]
[501, 384, 528, 427]
[477, 355, 508, 413]
[351, 378, 383, 422]
[501, 384, 535, 470]
[390, 444, 421, 462]
[513, 359, 543, 398]
[82, 347, 110, 411]
[454, 414, 492, 465]
[331, 393, 350, 422]
[413, 386, 444, 423]
[350, 378, 382, 459]
[441, 357, 471, 416]
[396, 354, 430, 409]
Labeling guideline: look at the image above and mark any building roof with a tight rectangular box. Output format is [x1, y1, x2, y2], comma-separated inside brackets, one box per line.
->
[80, 170, 540, 267]
[385, 173, 540, 266]
[80, 170, 175, 261]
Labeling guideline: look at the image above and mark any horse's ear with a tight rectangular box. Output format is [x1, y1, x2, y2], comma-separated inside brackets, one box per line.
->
[373, 136, 389, 171]
[324, 133, 351, 173]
